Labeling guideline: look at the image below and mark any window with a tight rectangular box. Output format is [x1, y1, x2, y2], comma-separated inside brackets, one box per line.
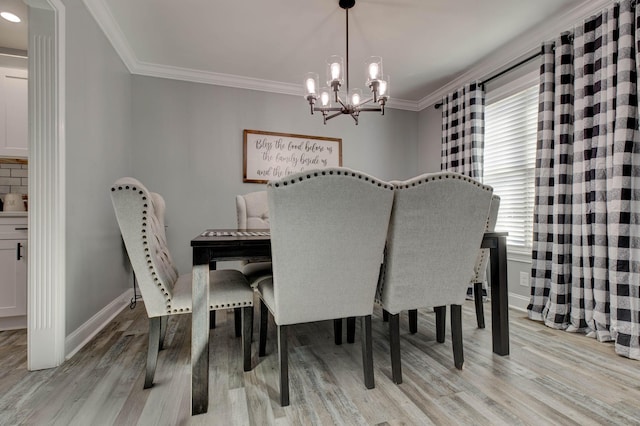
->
[484, 78, 537, 251]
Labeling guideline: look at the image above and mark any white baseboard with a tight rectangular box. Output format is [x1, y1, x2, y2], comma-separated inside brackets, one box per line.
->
[0, 315, 27, 331]
[65, 288, 133, 359]
[509, 292, 529, 312]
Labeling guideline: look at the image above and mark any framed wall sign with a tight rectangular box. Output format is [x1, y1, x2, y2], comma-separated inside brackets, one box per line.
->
[243, 129, 343, 183]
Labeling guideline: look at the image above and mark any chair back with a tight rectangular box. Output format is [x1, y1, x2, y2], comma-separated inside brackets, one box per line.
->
[267, 168, 394, 325]
[236, 190, 269, 229]
[150, 191, 167, 241]
[379, 172, 493, 313]
[110, 177, 179, 318]
[471, 194, 501, 283]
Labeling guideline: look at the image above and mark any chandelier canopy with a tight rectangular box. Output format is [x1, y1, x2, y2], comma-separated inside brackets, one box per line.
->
[304, 0, 389, 125]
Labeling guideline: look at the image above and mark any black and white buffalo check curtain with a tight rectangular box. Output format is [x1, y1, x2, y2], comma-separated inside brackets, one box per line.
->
[441, 82, 485, 300]
[440, 82, 485, 179]
[528, 0, 640, 360]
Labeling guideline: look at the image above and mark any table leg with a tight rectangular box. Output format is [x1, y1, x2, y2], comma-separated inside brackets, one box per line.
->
[192, 247, 210, 415]
[489, 235, 509, 355]
[209, 261, 216, 329]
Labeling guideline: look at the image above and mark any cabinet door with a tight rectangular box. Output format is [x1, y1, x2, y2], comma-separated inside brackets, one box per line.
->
[0, 239, 27, 317]
[0, 67, 28, 157]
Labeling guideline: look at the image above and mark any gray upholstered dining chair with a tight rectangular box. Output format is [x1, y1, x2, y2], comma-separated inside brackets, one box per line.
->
[236, 190, 272, 287]
[237, 189, 355, 346]
[256, 168, 394, 406]
[404, 193, 501, 331]
[110, 177, 255, 388]
[469, 194, 501, 328]
[376, 171, 493, 383]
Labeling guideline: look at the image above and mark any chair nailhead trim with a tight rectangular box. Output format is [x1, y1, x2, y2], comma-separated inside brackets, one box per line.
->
[114, 182, 176, 310]
[114, 182, 257, 317]
[210, 301, 253, 309]
[394, 172, 493, 191]
[268, 168, 393, 190]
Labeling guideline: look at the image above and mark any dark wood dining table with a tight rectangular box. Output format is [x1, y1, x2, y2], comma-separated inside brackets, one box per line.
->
[190, 229, 509, 415]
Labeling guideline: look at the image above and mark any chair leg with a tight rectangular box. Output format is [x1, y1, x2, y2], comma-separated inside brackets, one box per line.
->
[435, 306, 446, 343]
[259, 300, 268, 357]
[144, 317, 162, 389]
[209, 311, 216, 330]
[451, 304, 464, 369]
[334, 318, 343, 345]
[361, 315, 375, 389]
[389, 313, 402, 384]
[474, 282, 485, 329]
[278, 324, 290, 406]
[242, 306, 253, 371]
[382, 309, 389, 322]
[347, 317, 356, 343]
[408, 309, 418, 334]
[159, 316, 168, 350]
[234, 307, 242, 338]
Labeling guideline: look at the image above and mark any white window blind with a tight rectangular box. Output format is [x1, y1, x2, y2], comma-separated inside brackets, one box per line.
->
[484, 84, 537, 249]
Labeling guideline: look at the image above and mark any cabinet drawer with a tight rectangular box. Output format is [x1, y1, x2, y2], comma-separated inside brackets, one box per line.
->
[0, 223, 28, 239]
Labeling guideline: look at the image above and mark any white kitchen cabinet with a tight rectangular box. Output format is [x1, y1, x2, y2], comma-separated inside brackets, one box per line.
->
[0, 67, 28, 158]
[0, 215, 27, 321]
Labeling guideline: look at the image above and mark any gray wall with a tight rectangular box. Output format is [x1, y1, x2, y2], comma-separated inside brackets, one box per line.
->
[63, 0, 133, 333]
[417, 105, 442, 173]
[59, 0, 538, 335]
[128, 70, 534, 306]
[59, 0, 418, 333]
[131, 76, 419, 273]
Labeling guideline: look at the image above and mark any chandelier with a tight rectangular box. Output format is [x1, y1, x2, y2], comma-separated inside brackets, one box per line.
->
[304, 0, 390, 125]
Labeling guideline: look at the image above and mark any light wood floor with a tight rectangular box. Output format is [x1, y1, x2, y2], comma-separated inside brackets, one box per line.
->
[2, 299, 640, 426]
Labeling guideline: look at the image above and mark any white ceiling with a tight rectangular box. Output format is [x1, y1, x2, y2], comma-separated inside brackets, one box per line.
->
[1, 0, 612, 108]
[0, 0, 28, 52]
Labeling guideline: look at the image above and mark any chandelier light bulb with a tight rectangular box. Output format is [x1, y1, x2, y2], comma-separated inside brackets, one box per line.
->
[306, 78, 316, 95]
[365, 56, 383, 84]
[379, 80, 387, 96]
[330, 62, 341, 80]
[320, 89, 330, 106]
[368, 63, 379, 80]
[326, 55, 344, 86]
[379, 76, 390, 99]
[304, 72, 319, 98]
[350, 88, 362, 106]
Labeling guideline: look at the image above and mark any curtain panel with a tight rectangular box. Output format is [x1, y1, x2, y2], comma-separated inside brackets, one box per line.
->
[529, 0, 640, 359]
[440, 82, 485, 179]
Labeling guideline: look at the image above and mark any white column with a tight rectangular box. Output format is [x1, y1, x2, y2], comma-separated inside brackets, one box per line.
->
[27, 0, 66, 370]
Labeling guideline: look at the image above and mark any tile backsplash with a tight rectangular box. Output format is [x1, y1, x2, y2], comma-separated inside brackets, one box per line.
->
[0, 161, 28, 195]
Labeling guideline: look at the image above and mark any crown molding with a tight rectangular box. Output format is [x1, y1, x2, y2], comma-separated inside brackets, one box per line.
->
[386, 98, 419, 112]
[130, 60, 419, 111]
[84, 0, 604, 113]
[417, 0, 613, 109]
[23, 0, 51, 10]
[82, 0, 137, 71]
[132, 61, 302, 96]
[82, 0, 419, 112]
